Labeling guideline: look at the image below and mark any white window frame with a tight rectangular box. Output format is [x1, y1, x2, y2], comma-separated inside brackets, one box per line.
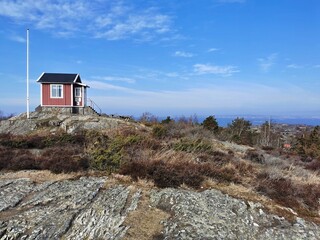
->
[50, 84, 63, 98]
[75, 87, 82, 98]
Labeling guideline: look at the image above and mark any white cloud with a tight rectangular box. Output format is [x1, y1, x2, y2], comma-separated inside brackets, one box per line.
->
[91, 76, 136, 84]
[258, 53, 278, 72]
[87, 81, 320, 116]
[9, 35, 26, 43]
[286, 64, 303, 69]
[174, 51, 194, 58]
[208, 48, 219, 52]
[217, 0, 246, 3]
[193, 63, 239, 76]
[0, 0, 173, 41]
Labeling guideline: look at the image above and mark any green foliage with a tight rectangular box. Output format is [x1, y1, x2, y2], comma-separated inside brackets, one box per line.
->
[173, 138, 212, 153]
[161, 116, 174, 124]
[89, 134, 142, 172]
[152, 124, 168, 139]
[202, 115, 219, 133]
[225, 117, 255, 145]
[293, 126, 320, 160]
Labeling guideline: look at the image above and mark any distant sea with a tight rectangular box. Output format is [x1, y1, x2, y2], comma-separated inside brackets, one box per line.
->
[141, 115, 320, 127]
[214, 117, 320, 127]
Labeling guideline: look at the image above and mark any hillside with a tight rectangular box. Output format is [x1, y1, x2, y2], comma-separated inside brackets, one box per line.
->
[0, 111, 320, 239]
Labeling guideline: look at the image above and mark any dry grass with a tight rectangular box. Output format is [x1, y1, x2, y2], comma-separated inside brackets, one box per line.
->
[0, 170, 83, 183]
[123, 189, 170, 240]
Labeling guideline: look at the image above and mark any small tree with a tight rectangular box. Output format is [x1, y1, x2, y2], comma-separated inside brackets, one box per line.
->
[227, 117, 254, 145]
[202, 115, 219, 133]
[161, 116, 174, 124]
[139, 112, 158, 125]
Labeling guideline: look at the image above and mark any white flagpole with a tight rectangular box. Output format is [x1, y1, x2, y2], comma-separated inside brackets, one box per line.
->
[27, 29, 30, 119]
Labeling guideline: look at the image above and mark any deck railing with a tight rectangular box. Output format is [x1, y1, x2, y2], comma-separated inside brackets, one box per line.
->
[88, 98, 102, 115]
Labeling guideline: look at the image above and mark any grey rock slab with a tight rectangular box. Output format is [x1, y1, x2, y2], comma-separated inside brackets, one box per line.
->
[150, 188, 320, 240]
[0, 177, 106, 240]
[0, 179, 35, 212]
[64, 186, 141, 240]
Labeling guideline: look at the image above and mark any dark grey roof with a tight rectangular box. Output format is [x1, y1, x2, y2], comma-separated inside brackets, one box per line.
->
[37, 73, 82, 84]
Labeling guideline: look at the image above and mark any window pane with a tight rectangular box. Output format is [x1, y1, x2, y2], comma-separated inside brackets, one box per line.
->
[58, 86, 62, 97]
[75, 87, 81, 97]
[52, 86, 57, 97]
[51, 85, 62, 98]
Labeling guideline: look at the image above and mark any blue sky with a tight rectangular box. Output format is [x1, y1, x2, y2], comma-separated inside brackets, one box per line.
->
[0, 0, 319, 118]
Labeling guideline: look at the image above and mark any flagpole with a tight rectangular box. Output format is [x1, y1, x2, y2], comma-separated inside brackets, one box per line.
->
[27, 29, 30, 119]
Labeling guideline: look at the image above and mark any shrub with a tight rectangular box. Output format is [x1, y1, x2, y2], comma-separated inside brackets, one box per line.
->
[305, 158, 320, 171]
[0, 147, 14, 169]
[39, 147, 89, 173]
[196, 151, 232, 165]
[120, 160, 205, 188]
[244, 149, 265, 164]
[256, 172, 320, 215]
[261, 146, 274, 151]
[0, 133, 86, 149]
[173, 138, 212, 153]
[8, 153, 39, 171]
[120, 158, 245, 189]
[152, 124, 168, 139]
[89, 134, 142, 172]
[161, 116, 174, 124]
[202, 115, 219, 133]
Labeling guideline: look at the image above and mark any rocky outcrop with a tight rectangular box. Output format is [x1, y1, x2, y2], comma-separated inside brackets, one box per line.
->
[150, 188, 320, 240]
[0, 175, 319, 240]
[0, 176, 141, 240]
[0, 111, 143, 135]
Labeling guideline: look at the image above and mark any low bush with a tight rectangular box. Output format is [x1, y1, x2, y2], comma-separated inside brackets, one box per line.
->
[244, 149, 265, 164]
[261, 146, 274, 151]
[0, 133, 86, 149]
[305, 158, 320, 171]
[8, 152, 40, 171]
[89, 134, 142, 172]
[120, 160, 204, 188]
[197, 151, 233, 165]
[39, 147, 89, 173]
[120, 158, 245, 188]
[152, 124, 168, 139]
[173, 138, 212, 153]
[256, 172, 320, 215]
[0, 147, 14, 169]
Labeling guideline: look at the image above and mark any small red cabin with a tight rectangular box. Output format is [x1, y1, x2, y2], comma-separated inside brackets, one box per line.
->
[37, 73, 89, 108]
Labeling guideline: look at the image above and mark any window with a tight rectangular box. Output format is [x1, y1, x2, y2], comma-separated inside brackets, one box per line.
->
[50, 84, 63, 98]
[75, 87, 81, 97]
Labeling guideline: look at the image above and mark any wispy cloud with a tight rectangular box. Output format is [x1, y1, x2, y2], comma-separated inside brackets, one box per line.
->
[313, 65, 320, 68]
[193, 63, 239, 76]
[0, 0, 173, 41]
[217, 0, 246, 3]
[173, 51, 194, 58]
[86, 81, 320, 116]
[258, 53, 278, 72]
[91, 76, 136, 84]
[9, 34, 26, 43]
[286, 64, 303, 69]
[208, 48, 219, 52]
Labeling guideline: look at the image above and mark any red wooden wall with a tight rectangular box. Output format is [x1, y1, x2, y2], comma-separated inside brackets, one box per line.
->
[41, 84, 72, 106]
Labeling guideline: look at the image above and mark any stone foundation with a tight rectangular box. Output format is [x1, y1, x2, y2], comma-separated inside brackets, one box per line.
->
[35, 106, 99, 116]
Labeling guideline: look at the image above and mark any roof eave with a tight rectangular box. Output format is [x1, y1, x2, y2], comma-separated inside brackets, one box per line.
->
[36, 72, 45, 82]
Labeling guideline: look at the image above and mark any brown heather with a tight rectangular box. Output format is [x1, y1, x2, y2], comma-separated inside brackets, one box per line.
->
[0, 118, 320, 221]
